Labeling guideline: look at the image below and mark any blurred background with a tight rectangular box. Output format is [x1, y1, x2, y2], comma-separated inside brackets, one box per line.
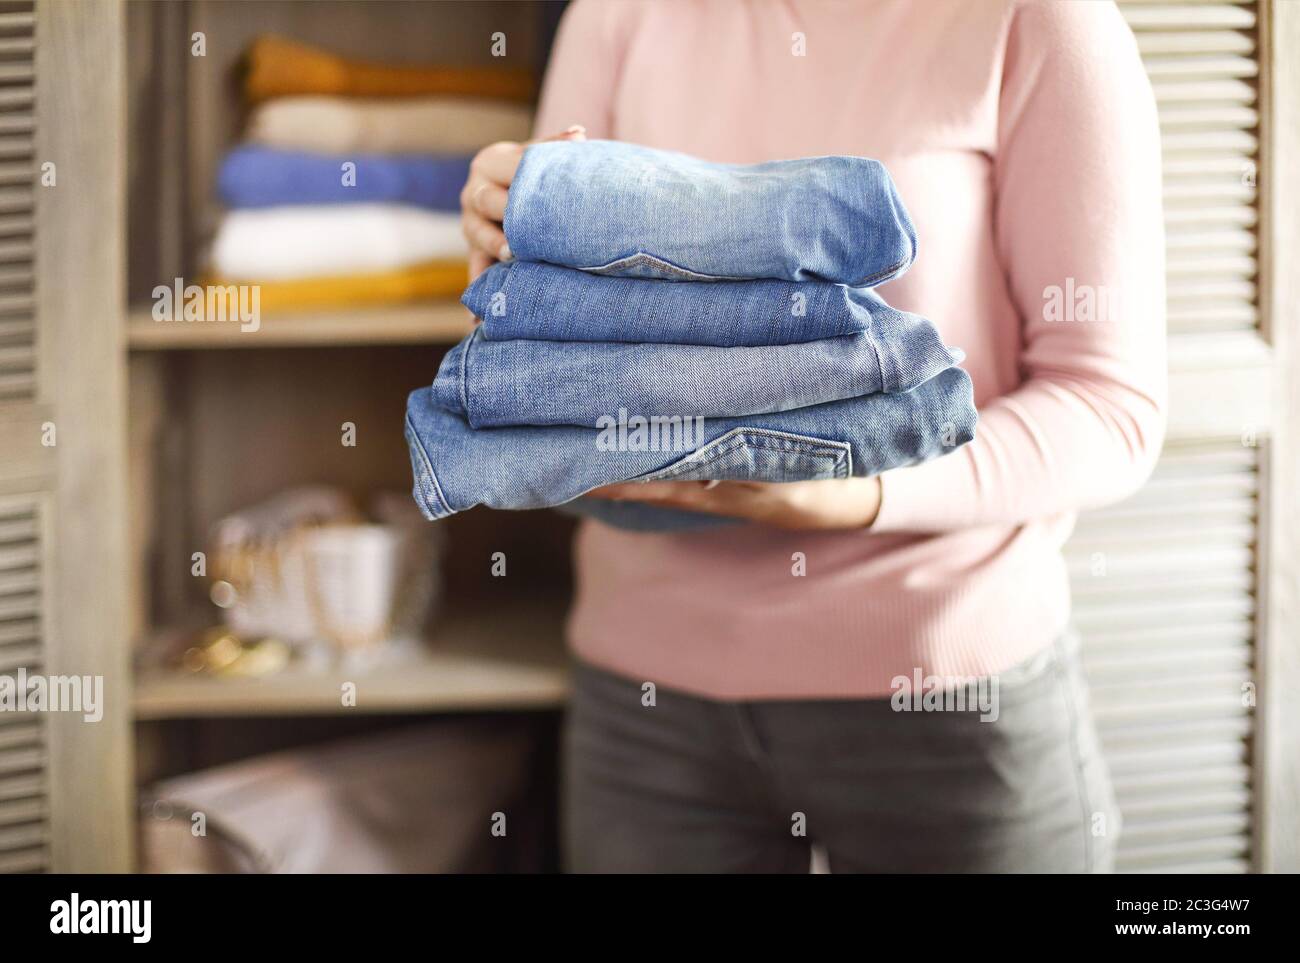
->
[0, 0, 1296, 873]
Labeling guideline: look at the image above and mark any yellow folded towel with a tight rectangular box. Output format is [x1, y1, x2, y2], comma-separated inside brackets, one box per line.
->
[245, 35, 535, 104]
[207, 260, 468, 314]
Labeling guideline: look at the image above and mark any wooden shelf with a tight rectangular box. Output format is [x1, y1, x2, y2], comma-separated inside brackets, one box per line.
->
[127, 301, 474, 349]
[132, 605, 569, 719]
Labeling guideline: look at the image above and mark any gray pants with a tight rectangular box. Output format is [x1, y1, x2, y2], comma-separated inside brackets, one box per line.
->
[563, 633, 1120, 873]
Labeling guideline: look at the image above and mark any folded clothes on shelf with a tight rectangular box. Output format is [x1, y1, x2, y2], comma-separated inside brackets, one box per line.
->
[205, 260, 468, 313]
[244, 35, 536, 104]
[246, 95, 534, 155]
[211, 203, 467, 281]
[503, 140, 917, 285]
[218, 146, 472, 211]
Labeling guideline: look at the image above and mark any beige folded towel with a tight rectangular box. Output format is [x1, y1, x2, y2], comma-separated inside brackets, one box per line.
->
[247, 95, 535, 155]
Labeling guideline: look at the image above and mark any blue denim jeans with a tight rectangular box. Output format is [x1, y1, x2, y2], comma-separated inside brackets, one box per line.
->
[431, 327, 963, 429]
[404, 365, 976, 523]
[504, 140, 917, 285]
[465, 260, 949, 352]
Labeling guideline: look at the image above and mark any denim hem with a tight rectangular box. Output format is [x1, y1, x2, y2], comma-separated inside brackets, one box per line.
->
[851, 252, 913, 289]
[404, 412, 452, 519]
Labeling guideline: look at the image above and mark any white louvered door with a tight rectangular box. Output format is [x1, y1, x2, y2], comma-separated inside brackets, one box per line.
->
[1080, 0, 1297, 873]
[0, 0, 131, 873]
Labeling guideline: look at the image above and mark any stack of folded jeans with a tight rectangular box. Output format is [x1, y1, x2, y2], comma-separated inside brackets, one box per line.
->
[404, 141, 978, 532]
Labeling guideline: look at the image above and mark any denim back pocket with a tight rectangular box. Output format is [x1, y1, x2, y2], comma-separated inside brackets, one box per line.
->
[633, 427, 852, 483]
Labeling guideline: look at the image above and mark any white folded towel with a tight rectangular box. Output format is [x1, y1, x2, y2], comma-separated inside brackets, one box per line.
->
[210, 204, 468, 281]
[246, 95, 535, 155]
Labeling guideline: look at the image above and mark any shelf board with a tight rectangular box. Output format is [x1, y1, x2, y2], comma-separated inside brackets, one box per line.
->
[127, 301, 474, 349]
[132, 605, 569, 719]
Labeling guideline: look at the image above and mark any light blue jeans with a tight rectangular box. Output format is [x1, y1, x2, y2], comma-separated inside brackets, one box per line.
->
[504, 140, 917, 285]
[466, 260, 944, 350]
[432, 327, 963, 429]
[405, 364, 976, 522]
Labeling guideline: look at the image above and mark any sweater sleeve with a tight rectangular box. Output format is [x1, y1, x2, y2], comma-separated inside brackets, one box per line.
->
[871, 0, 1168, 533]
[532, 0, 626, 139]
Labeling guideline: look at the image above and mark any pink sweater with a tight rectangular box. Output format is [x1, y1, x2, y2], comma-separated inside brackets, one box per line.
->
[535, 0, 1167, 699]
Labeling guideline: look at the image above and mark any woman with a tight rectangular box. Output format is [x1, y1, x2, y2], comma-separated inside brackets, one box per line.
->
[460, 0, 1166, 872]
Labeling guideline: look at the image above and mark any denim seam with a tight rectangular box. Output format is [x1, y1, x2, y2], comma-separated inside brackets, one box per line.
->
[404, 413, 451, 518]
[458, 327, 475, 421]
[853, 253, 911, 288]
[581, 252, 747, 283]
[857, 300, 895, 394]
[497, 261, 520, 332]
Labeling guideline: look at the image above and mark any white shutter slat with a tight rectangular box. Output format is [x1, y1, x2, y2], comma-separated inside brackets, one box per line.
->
[1122, 4, 1255, 30]
[1099, 716, 1253, 747]
[0, 617, 36, 646]
[1162, 129, 1257, 154]
[1120, 859, 1250, 874]
[0, 797, 45, 827]
[1143, 53, 1256, 79]
[1118, 836, 1248, 869]
[0, 644, 39, 673]
[0, 772, 41, 803]
[1136, 29, 1253, 55]
[1084, 647, 1251, 679]
[1164, 227, 1255, 251]
[1113, 764, 1251, 796]
[1150, 77, 1255, 102]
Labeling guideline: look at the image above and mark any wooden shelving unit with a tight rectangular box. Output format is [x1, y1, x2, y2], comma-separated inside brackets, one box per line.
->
[127, 301, 475, 349]
[106, 0, 570, 873]
[133, 605, 569, 719]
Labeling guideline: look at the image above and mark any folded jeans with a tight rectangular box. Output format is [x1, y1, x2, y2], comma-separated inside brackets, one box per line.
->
[465, 260, 950, 358]
[432, 326, 962, 428]
[405, 365, 976, 523]
[503, 140, 917, 285]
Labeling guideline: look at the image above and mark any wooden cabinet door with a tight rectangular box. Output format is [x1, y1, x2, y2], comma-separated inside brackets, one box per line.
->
[0, 0, 130, 873]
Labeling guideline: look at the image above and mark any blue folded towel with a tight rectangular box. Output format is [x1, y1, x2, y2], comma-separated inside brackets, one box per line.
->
[217, 145, 471, 211]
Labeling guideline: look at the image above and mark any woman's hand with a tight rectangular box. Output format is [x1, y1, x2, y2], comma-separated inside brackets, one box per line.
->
[461, 125, 587, 281]
[586, 477, 884, 531]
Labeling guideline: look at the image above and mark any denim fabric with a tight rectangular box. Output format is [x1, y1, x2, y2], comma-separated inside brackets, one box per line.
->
[503, 141, 917, 285]
[432, 326, 962, 429]
[465, 261, 951, 359]
[217, 145, 470, 211]
[405, 365, 976, 523]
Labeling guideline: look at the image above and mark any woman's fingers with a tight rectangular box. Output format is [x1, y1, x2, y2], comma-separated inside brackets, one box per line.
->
[460, 126, 587, 270]
[468, 249, 494, 283]
[469, 181, 510, 222]
[539, 124, 587, 144]
[470, 140, 527, 187]
[461, 209, 509, 262]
